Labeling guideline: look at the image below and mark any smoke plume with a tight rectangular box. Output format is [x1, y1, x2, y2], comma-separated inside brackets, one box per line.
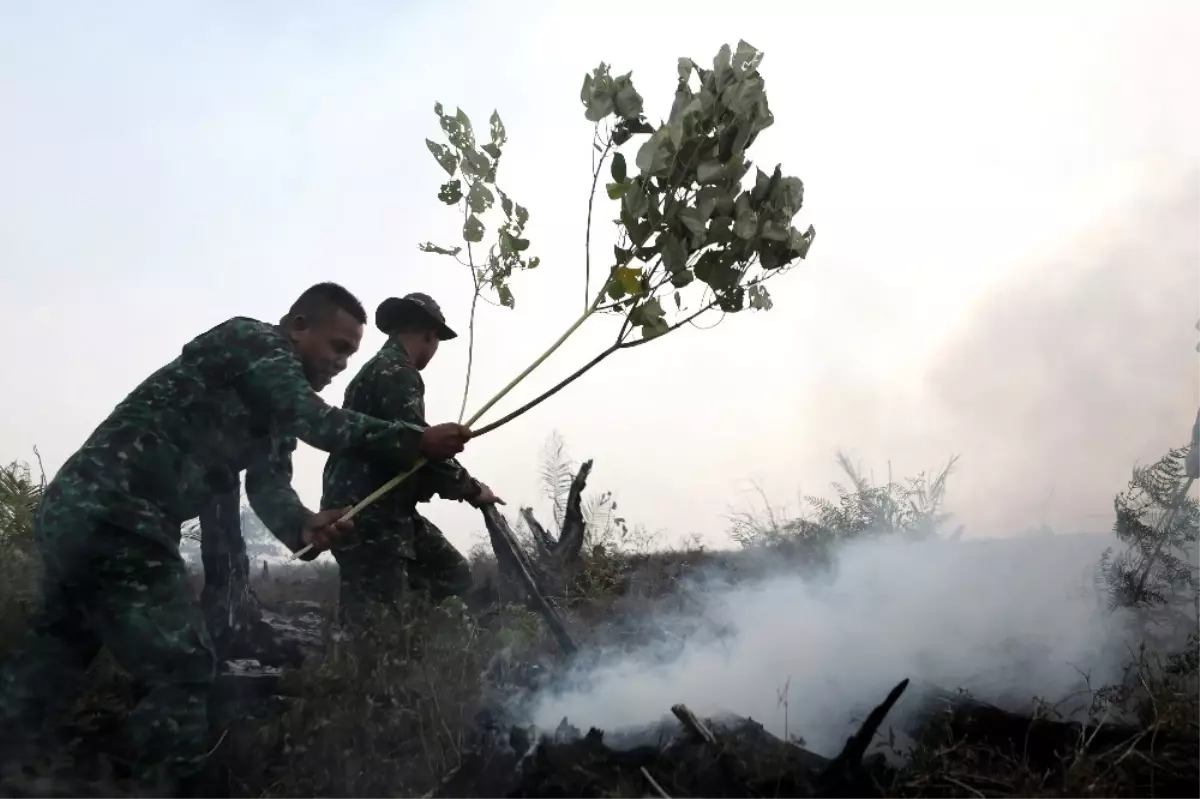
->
[531, 533, 1137, 757]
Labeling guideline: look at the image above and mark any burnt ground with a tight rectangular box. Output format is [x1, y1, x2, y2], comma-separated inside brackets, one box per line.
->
[2, 589, 1195, 799]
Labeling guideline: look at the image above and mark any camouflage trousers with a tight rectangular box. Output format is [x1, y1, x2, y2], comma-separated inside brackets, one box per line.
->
[331, 513, 472, 631]
[0, 484, 216, 789]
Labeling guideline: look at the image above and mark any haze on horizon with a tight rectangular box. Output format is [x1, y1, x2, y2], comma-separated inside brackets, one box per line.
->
[1, 0, 1197, 556]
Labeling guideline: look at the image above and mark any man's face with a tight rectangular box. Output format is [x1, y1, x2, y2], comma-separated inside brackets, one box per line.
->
[413, 333, 440, 371]
[288, 308, 364, 390]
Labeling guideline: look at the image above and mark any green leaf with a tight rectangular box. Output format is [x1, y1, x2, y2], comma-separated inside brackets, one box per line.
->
[734, 206, 758, 239]
[515, 204, 529, 227]
[788, 224, 816, 258]
[691, 188, 718, 221]
[670, 270, 695, 288]
[455, 107, 473, 135]
[641, 317, 670, 339]
[613, 116, 655, 145]
[460, 146, 491, 180]
[677, 208, 708, 239]
[613, 73, 643, 118]
[748, 284, 773, 311]
[505, 232, 531, 252]
[733, 40, 764, 77]
[717, 285, 746, 312]
[426, 139, 457, 177]
[468, 182, 495, 214]
[776, 176, 805, 217]
[621, 182, 649, 220]
[751, 167, 772, 207]
[762, 220, 790, 241]
[581, 65, 617, 122]
[438, 108, 474, 151]
[615, 266, 643, 297]
[611, 152, 627, 183]
[606, 181, 628, 200]
[489, 110, 507, 145]
[498, 189, 513, 219]
[677, 57, 696, 82]
[694, 251, 737, 289]
[614, 245, 634, 266]
[713, 43, 733, 76]
[635, 129, 670, 176]
[463, 215, 485, 243]
[660, 233, 688, 274]
[437, 179, 463, 205]
[419, 242, 463, 257]
[697, 160, 723, 184]
[629, 296, 665, 327]
[481, 143, 502, 160]
[496, 283, 515, 308]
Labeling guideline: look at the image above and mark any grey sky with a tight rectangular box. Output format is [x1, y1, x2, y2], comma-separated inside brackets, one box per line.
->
[2, 0, 1197, 554]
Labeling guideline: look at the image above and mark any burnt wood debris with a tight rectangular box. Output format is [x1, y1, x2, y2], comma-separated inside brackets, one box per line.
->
[188, 458, 1196, 799]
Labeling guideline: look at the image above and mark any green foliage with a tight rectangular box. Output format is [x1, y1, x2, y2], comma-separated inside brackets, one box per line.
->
[0, 456, 44, 656]
[1099, 445, 1198, 611]
[419, 103, 539, 311]
[583, 40, 815, 340]
[730, 452, 961, 554]
[0, 457, 42, 551]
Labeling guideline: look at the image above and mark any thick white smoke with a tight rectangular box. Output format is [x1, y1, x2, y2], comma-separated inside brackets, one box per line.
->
[531, 532, 1136, 757]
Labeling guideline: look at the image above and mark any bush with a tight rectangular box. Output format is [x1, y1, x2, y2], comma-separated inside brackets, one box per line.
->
[0, 456, 44, 657]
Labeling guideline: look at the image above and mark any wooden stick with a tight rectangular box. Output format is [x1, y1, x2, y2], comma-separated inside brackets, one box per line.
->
[641, 767, 671, 798]
[292, 290, 610, 561]
[670, 704, 717, 746]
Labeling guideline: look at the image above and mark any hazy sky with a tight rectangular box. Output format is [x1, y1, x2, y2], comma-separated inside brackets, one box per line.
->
[2, 0, 1197, 555]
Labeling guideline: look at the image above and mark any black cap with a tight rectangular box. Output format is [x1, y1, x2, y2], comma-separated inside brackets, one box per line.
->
[375, 293, 458, 340]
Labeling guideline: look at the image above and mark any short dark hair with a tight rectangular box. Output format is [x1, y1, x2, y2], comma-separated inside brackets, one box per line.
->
[285, 282, 367, 326]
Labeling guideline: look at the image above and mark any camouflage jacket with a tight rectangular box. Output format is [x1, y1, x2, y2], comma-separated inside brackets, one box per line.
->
[321, 339, 480, 553]
[50, 317, 426, 559]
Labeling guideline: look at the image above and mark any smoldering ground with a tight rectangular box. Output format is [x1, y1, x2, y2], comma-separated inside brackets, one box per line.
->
[528, 532, 1144, 758]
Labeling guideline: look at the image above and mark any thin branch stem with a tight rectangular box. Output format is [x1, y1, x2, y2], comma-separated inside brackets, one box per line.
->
[472, 292, 723, 437]
[457, 174, 482, 423]
[585, 133, 614, 311]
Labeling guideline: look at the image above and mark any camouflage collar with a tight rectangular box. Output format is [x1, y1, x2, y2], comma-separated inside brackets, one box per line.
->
[382, 337, 414, 367]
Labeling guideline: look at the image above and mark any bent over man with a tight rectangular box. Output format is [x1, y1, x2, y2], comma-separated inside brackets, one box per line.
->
[322, 293, 502, 629]
[0, 283, 472, 796]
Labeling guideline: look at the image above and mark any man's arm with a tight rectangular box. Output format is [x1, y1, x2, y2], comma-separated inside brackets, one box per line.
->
[245, 436, 319, 561]
[368, 359, 482, 503]
[183, 318, 446, 469]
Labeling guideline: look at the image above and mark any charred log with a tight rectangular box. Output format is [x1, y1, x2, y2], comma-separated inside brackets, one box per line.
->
[436, 692, 908, 798]
[480, 504, 578, 657]
[556, 458, 592, 563]
[520, 458, 593, 566]
[198, 489, 317, 667]
[521, 507, 556, 561]
[199, 487, 266, 660]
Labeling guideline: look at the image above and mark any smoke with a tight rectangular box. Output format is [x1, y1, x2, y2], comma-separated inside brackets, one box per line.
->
[923, 170, 1200, 536]
[530, 532, 1136, 757]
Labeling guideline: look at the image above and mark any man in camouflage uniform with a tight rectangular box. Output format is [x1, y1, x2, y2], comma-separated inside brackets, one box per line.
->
[322, 293, 503, 630]
[0, 283, 473, 795]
